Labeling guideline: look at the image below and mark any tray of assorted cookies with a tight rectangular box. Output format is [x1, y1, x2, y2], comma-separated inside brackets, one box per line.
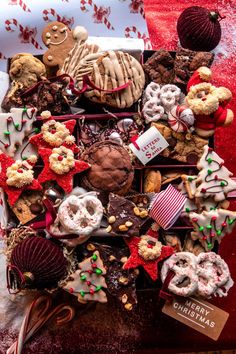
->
[0, 16, 236, 353]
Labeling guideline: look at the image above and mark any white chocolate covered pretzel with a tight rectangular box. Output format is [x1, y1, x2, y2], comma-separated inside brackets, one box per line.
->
[142, 99, 165, 123]
[161, 252, 198, 297]
[57, 193, 103, 236]
[196, 252, 232, 297]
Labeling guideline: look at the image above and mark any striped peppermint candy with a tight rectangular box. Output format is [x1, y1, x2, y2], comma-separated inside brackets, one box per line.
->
[149, 184, 186, 229]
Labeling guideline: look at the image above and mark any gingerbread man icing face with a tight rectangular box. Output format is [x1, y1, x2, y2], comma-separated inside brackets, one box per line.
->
[42, 21, 76, 69]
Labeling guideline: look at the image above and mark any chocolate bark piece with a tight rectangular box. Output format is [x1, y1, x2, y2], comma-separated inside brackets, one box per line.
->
[80, 141, 134, 196]
[143, 50, 175, 84]
[174, 48, 214, 85]
[11, 190, 44, 224]
[107, 193, 148, 237]
[83, 243, 138, 310]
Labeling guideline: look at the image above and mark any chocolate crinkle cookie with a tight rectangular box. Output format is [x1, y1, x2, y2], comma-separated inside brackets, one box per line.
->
[143, 50, 175, 84]
[174, 48, 214, 85]
[80, 141, 134, 196]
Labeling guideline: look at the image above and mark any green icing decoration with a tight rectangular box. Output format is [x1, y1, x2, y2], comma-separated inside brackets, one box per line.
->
[92, 254, 98, 261]
[206, 225, 212, 229]
[199, 226, 204, 231]
[207, 157, 213, 164]
[95, 286, 102, 292]
[95, 268, 102, 275]
[80, 290, 85, 297]
[80, 275, 86, 281]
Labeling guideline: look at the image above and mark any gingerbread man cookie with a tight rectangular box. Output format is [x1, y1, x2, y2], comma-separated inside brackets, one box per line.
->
[42, 21, 88, 70]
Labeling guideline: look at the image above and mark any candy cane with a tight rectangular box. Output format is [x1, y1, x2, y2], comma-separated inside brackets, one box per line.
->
[7, 295, 74, 354]
[8, 0, 31, 12]
[5, 19, 43, 50]
[42, 9, 74, 28]
[19, 0, 31, 13]
[124, 26, 152, 49]
[80, 0, 115, 30]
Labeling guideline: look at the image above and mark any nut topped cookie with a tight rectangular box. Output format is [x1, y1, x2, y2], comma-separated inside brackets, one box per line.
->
[84, 50, 145, 108]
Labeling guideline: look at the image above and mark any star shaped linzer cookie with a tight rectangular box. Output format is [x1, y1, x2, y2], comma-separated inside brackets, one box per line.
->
[124, 235, 174, 281]
[29, 119, 79, 153]
[0, 153, 42, 206]
[38, 147, 90, 193]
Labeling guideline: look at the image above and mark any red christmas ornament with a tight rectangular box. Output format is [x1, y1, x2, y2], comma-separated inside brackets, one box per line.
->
[0, 154, 42, 206]
[37, 147, 90, 193]
[177, 6, 224, 51]
[124, 236, 174, 281]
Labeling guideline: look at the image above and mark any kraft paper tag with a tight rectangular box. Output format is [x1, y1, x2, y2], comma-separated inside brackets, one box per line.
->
[129, 126, 169, 165]
[162, 296, 229, 341]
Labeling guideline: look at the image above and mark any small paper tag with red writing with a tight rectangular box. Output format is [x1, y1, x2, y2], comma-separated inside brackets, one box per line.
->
[162, 296, 229, 341]
[129, 126, 169, 165]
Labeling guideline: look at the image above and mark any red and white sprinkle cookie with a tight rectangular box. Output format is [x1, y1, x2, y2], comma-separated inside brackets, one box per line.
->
[168, 105, 195, 133]
[196, 252, 233, 298]
[142, 99, 165, 124]
[161, 252, 198, 297]
[57, 193, 103, 236]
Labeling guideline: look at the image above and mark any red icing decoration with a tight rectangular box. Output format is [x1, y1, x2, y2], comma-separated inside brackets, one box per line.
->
[201, 188, 206, 193]
[89, 288, 95, 295]
[29, 119, 79, 153]
[92, 263, 97, 268]
[69, 287, 74, 293]
[37, 147, 90, 194]
[222, 222, 227, 227]
[0, 153, 42, 206]
[202, 236, 207, 240]
[4, 144, 9, 148]
[7, 117, 12, 122]
[215, 175, 218, 180]
[192, 217, 198, 222]
[211, 233, 216, 237]
[86, 281, 91, 286]
[211, 216, 217, 221]
[124, 236, 174, 281]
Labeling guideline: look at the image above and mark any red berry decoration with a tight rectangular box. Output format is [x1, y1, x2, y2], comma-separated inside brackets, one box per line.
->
[177, 6, 224, 51]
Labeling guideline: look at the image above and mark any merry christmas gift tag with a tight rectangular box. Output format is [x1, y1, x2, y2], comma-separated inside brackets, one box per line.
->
[162, 296, 229, 341]
[129, 126, 169, 165]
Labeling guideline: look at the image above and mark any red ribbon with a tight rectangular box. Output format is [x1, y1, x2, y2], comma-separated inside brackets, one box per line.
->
[21, 73, 131, 98]
[159, 270, 175, 302]
[130, 135, 140, 150]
